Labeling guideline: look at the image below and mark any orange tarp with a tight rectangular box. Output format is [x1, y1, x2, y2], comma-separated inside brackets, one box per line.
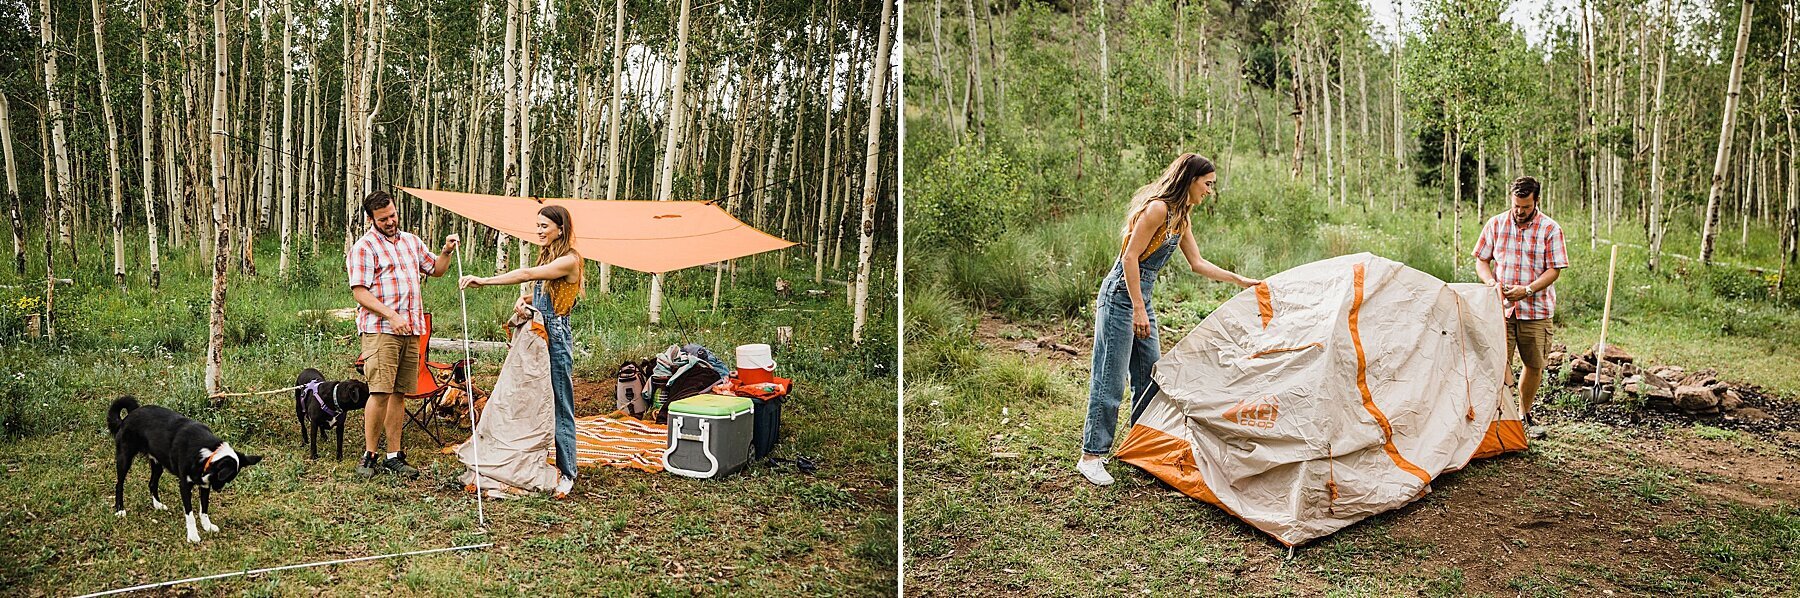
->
[399, 187, 795, 274]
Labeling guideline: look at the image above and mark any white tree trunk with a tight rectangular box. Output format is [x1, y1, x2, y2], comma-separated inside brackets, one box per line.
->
[305, 57, 320, 250]
[598, 0, 626, 293]
[279, 0, 294, 276]
[41, 0, 74, 337]
[257, 0, 274, 230]
[37, 108, 55, 338]
[854, 0, 892, 344]
[931, 0, 956, 133]
[1581, 0, 1598, 249]
[92, 0, 128, 286]
[207, 0, 232, 397]
[359, 0, 382, 202]
[814, 0, 839, 284]
[1094, 0, 1106, 121]
[1321, 44, 1335, 206]
[650, 0, 694, 324]
[341, 0, 355, 251]
[139, 0, 160, 288]
[1, 94, 21, 277]
[1702, 0, 1755, 264]
[517, 0, 534, 274]
[499, 0, 518, 272]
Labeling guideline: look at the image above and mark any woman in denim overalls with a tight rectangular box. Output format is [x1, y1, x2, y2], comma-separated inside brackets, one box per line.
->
[1077, 154, 1260, 486]
[460, 205, 585, 498]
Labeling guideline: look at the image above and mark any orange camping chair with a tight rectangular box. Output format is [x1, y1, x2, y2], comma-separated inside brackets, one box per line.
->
[354, 313, 482, 447]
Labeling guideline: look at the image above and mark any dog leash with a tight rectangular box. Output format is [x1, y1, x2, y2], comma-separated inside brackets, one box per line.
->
[207, 384, 305, 400]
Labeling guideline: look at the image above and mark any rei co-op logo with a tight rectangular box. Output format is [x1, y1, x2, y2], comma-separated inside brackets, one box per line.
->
[1223, 395, 1280, 428]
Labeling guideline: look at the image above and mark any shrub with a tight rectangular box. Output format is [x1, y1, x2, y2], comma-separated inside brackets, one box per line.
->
[0, 292, 43, 339]
[0, 360, 82, 439]
[904, 285, 970, 343]
[225, 312, 269, 346]
[947, 235, 1034, 313]
[1705, 266, 1765, 301]
[280, 241, 326, 291]
[908, 144, 1031, 251]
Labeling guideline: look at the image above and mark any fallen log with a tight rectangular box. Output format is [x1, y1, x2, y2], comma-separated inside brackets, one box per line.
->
[429, 338, 508, 354]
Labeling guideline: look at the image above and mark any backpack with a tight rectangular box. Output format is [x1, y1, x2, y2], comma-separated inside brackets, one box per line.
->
[614, 361, 650, 418]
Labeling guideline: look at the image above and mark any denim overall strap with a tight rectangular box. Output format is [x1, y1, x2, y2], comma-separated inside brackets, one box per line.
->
[533, 282, 579, 480]
[1081, 234, 1181, 456]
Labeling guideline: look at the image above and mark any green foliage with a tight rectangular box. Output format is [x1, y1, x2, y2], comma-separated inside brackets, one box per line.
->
[1401, 0, 1530, 143]
[1691, 425, 1736, 441]
[904, 284, 970, 343]
[0, 291, 43, 339]
[907, 144, 1031, 251]
[1705, 266, 1767, 301]
[0, 353, 81, 440]
[280, 241, 326, 291]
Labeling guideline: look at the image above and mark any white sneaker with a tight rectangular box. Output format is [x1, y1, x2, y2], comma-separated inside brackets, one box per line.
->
[1077, 458, 1114, 486]
[554, 475, 575, 497]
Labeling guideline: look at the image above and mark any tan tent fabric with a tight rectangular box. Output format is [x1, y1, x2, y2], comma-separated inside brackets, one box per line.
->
[1117, 252, 1525, 546]
[398, 187, 795, 274]
[457, 310, 561, 494]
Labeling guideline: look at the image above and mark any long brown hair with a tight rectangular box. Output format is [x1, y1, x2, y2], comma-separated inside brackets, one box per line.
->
[535, 205, 585, 297]
[1121, 153, 1216, 243]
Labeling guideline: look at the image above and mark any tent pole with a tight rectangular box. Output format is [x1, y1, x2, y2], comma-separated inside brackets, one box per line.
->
[712, 261, 724, 310]
[456, 249, 488, 527]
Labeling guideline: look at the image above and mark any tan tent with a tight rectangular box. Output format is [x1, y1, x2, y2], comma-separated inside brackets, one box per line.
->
[457, 311, 561, 495]
[1117, 253, 1526, 546]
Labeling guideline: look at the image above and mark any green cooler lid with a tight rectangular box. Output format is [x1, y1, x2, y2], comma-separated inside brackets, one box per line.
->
[668, 394, 753, 417]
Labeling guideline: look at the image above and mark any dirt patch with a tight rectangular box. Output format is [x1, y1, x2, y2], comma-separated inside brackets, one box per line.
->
[1380, 456, 1707, 594]
[571, 376, 620, 417]
[975, 315, 1090, 363]
[1632, 437, 1800, 507]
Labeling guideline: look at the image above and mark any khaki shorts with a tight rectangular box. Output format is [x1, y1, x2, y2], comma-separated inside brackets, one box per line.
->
[1505, 318, 1553, 371]
[361, 333, 421, 395]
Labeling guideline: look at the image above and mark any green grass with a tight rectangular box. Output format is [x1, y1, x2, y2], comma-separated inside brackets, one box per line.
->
[0, 228, 896, 596]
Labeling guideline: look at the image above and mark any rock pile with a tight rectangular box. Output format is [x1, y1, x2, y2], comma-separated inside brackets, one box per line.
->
[1546, 343, 1775, 422]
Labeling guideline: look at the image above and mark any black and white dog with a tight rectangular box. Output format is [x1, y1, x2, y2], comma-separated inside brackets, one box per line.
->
[292, 368, 371, 460]
[108, 396, 262, 543]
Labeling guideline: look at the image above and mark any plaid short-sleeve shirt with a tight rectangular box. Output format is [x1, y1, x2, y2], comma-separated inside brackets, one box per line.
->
[1472, 212, 1570, 320]
[347, 229, 439, 335]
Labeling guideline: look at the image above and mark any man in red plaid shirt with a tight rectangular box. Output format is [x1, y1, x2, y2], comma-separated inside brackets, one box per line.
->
[1473, 176, 1569, 437]
[348, 191, 459, 478]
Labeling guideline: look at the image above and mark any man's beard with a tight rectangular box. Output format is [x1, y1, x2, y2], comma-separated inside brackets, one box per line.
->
[1513, 211, 1535, 226]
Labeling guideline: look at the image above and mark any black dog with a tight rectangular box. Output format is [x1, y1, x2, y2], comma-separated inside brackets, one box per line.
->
[108, 396, 262, 544]
[293, 368, 371, 460]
